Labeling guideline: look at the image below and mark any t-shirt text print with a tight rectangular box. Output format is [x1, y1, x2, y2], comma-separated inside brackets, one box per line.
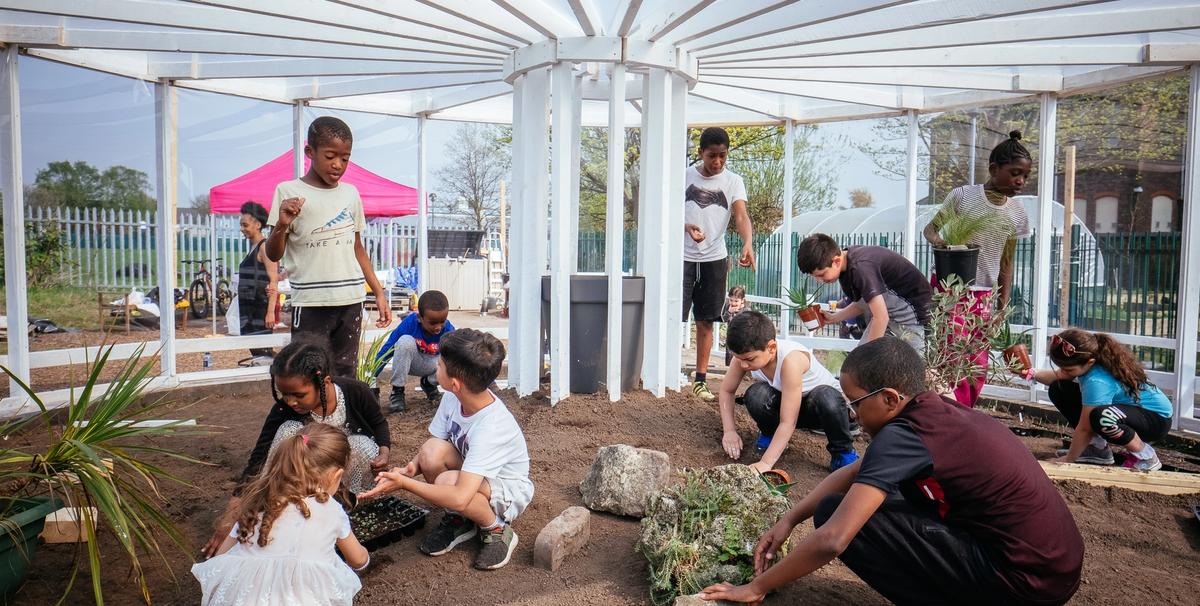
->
[684, 165, 747, 263]
[268, 178, 369, 307]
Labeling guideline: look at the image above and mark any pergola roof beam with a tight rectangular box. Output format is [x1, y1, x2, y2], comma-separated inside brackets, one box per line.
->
[668, 0, 912, 47]
[413, 0, 540, 45]
[412, 81, 512, 114]
[3, 0, 506, 57]
[328, 0, 531, 47]
[708, 43, 1197, 69]
[691, 0, 1109, 57]
[151, 58, 502, 80]
[492, 0, 584, 40]
[700, 67, 1064, 92]
[689, 82, 793, 121]
[567, 0, 602, 37]
[607, 0, 644, 37]
[634, 0, 718, 43]
[186, 0, 517, 52]
[0, 20, 500, 62]
[289, 72, 504, 100]
[704, 75, 916, 109]
[704, 4, 1198, 62]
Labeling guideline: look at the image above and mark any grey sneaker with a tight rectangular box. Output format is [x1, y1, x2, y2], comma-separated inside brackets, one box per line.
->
[1129, 455, 1163, 472]
[474, 524, 519, 570]
[1055, 444, 1114, 465]
[420, 512, 477, 556]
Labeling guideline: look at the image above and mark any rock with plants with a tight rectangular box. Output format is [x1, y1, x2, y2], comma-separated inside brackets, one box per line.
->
[637, 465, 793, 606]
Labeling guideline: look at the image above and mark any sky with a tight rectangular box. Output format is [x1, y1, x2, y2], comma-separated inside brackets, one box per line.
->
[16, 56, 920, 215]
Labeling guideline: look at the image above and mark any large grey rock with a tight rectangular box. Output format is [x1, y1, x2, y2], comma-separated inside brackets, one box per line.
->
[579, 444, 671, 517]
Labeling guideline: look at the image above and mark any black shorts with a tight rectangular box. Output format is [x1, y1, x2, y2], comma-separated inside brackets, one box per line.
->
[683, 257, 728, 323]
[291, 303, 364, 380]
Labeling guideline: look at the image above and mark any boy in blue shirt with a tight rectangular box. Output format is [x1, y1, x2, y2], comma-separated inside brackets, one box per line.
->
[377, 290, 455, 413]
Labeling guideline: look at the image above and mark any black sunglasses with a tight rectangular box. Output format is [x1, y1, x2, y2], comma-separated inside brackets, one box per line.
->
[847, 387, 887, 408]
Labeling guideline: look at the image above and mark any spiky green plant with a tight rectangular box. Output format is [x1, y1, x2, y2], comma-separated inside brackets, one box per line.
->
[0, 346, 205, 605]
[357, 331, 393, 387]
[936, 202, 992, 247]
[781, 279, 818, 309]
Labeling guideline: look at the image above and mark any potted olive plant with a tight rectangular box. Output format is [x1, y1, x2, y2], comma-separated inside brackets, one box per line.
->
[0, 347, 202, 604]
[922, 276, 1015, 396]
[931, 202, 991, 286]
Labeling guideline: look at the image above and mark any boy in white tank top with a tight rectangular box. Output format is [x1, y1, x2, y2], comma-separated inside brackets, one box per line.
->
[717, 311, 860, 472]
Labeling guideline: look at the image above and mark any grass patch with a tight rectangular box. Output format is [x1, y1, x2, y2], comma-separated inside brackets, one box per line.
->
[1, 286, 104, 331]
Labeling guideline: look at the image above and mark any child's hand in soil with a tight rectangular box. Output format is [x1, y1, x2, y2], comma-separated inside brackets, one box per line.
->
[754, 517, 796, 575]
[700, 581, 765, 605]
[748, 461, 773, 474]
[722, 430, 743, 460]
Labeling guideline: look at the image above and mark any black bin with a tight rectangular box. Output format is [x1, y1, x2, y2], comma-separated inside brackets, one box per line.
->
[541, 275, 645, 394]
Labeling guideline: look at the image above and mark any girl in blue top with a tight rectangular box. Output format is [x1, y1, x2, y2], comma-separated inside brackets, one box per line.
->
[1030, 328, 1173, 471]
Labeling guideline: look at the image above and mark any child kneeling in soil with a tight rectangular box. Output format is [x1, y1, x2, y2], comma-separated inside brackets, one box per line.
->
[718, 311, 859, 472]
[193, 424, 369, 606]
[361, 328, 531, 570]
[375, 289, 455, 414]
[1030, 328, 1173, 471]
[202, 342, 391, 558]
[702, 336, 1084, 606]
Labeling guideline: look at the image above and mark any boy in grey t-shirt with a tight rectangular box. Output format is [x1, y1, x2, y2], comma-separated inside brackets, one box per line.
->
[362, 329, 531, 571]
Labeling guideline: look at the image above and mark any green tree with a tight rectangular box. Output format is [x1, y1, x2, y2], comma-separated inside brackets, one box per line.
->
[26, 160, 155, 210]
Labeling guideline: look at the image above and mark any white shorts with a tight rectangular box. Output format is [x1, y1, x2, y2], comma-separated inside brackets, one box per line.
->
[486, 476, 534, 523]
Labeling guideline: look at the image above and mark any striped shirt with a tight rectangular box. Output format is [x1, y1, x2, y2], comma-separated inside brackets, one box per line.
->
[268, 179, 368, 307]
[940, 185, 1031, 288]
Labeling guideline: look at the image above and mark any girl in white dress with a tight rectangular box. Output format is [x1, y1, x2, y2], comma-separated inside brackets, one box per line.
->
[193, 424, 369, 606]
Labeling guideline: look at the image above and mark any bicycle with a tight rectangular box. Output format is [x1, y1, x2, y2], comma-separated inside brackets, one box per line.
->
[181, 259, 232, 319]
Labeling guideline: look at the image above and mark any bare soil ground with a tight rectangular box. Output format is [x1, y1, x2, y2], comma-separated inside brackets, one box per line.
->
[8, 379, 1200, 605]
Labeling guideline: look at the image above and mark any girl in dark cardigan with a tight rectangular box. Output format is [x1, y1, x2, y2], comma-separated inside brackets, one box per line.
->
[203, 342, 390, 557]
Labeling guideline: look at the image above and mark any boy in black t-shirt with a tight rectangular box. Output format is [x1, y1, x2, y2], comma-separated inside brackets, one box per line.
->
[700, 337, 1083, 606]
[796, 233, 930, 350]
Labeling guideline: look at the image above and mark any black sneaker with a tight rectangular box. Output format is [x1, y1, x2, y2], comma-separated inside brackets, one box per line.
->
[420, 512, 477, 556]
[420, 375, 442, 404]
[388, 388, 406, 413]
[474, 524, 518, 570]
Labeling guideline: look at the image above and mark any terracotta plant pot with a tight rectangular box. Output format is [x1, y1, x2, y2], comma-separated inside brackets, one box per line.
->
[797, 305, 822, 331]
[1003, 343, 1032, 374]
[761, 469, 791, 487]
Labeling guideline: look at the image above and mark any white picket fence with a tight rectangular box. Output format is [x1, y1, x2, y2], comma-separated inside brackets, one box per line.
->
[23, 205, 484, 291]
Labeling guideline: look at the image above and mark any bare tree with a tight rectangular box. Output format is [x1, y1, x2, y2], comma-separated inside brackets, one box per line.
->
[434, 123, 511, 231]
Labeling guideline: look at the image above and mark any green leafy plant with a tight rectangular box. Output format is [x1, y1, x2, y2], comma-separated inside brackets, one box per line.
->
[0, 346, 204, 604]
[356, 331, 392, 388]
[757, 472, 798, 498]
[923, 276, 1021, 394]
[935, 202, 991, 247]
[781, 279, 819, 309]
[991, 320, 1033, 351]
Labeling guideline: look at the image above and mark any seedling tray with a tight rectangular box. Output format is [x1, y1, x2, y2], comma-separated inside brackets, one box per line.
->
[349, 496, 429, 552]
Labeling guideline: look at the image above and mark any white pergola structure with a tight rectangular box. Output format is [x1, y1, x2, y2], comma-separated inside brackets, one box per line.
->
[2, 1, 1200, 431]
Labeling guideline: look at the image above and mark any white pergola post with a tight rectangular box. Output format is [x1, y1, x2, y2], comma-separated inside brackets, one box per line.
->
[968, 113, 978, 186]
[507, 74, 526, 389]
[568, 72, 583, 272]
[1, 46, 30, 396]
[781, 119, 795, 338]
[155, 79, 178, 377]
[292, 101, 305, 178]
[640, 68, 673, 397]
[605, 64, 626, 403]
[515, 67, 550, 397]
[1030, 93, 1058, 385]
[548, 62, 579, 404]
[1172, 64, 1200, 429]
[416, 114, 429, 293]
[903, 109, 919, 262]
[666, 72, 687, 392]
[636, 95, 650, 276]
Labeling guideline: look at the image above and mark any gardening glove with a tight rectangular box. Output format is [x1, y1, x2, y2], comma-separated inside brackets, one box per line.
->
[700, 582, 765, 605]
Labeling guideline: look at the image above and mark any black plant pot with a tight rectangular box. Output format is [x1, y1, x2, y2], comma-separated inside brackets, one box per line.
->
[932, 246, 980, 286]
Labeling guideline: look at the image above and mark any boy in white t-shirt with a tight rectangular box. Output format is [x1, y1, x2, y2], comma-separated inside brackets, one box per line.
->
[362, 329, 531, 571]
[684, 127, 756, 403]
[718, 311, 859, 472]
[265, 116, 391, 379]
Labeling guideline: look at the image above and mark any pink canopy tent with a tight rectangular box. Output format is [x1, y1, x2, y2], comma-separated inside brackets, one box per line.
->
[208, 150, 418, 217]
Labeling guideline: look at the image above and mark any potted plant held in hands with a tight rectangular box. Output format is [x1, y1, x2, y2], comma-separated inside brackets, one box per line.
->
[0, 347, 203, 604]
[782, 281, 822, 332]
[931, 202, 991, 286]
[992, 321, 1034, 378]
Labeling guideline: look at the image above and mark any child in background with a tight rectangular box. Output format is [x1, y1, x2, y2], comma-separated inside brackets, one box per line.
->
[721, 285, 747, 366]
[718, 311, 858, 472]
[193, 424, 368, 606]
[924, 131, 1033, 407]
[375, 290, 455, 414]
[202, 342, 390, 558]
[362, 329, 531, 571]
[796, 233, 931, 351]
[265, 116, 391, 379]
[702, 337, 1083, 606]
[1030, 328, 1173, 471]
